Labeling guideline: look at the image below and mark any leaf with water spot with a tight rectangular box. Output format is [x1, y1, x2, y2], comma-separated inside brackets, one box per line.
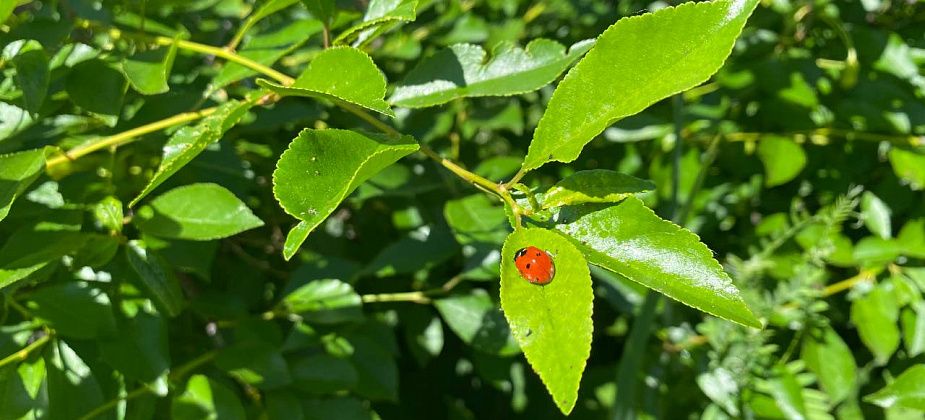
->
[273, 129, 418, 260]
[534, 197, 760, 328]
[500, 228, 592, 414]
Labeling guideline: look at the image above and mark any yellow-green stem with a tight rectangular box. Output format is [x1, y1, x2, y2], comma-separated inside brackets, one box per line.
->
[45, 108, 217, 169]
[0, 330, 53, 369]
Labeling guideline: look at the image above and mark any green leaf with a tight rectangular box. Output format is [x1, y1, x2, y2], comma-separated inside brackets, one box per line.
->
[500, 228, 592, 414]
[697, 367, 740, 416]
[758, 136, 807, 187]
[0, 147, 46, 223]
[122, 42, 178, 95]
[10, 40, 50, 113]
[0, 362, 38, 419]
[28, 282, 117, 339]
[290, 353, 357, 393]
[279, 279, 363, 324]
[768, 364, 808, 420]
[99, 310, 171, 382]
[252, 0, 300, 22]
[301, 0, 336, 25]
[364, 226, 458, 277]
[0, 0, 15, 25]
[850, 283, 900, 365]
[902, 302, 925, 357]
[865, 364, 925, 411]
[93, 196, 123, 233]
[130, 99, 256, 206]
[801, 325, 857, 404]
[334, 0, 418, 46]
[216, 342, 291, 389]
[434, 289, 519, 356]
[125, 240, 185, 317]
[889, 147, 925, 190]
[65, 58, 126, 126]
[540, 197, 760, 328]
[522, 0, 759, 171]
[46, 340, 106, 419]
[0, 230, 88, 289]
[258, 47, 393, 117]
[172, 374, 246, 420]
[134, 184, 264, 241]
[390, 39, 593, 108]
[302, 397, 375, 420]
[861, 191, 892, 239]
[213, 19, 322, 90]
[272, 129, 418, 258]
[541, 170, 655, 209]
[283, 221, 312, 261]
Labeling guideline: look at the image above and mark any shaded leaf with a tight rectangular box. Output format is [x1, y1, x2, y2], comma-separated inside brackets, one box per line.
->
[272, 129, 418, 259]
[0, 229, 88, 289]
[46, 340, 107, 419]
[134, 184, 264, 241]
[214, 19, 322, 90]
[125, 240, 185, 317]
[434, 289, 519, 356]
[390, 39, 593, 108]
[99, 310, 171, 382]
[538, 197, 760, 328]
[258, 47, 393, 117]
[523, 0, 759, 171]
[500, 228, 592, 414]
[10, 40, 49, 113]
[65, 59, 126, 126]
[290, 353, 357, 393]
[0, 147, 46, 223]
[172, 374, 245, 420]
[541, 169, 655, 209]
[29, 282, 117, 339]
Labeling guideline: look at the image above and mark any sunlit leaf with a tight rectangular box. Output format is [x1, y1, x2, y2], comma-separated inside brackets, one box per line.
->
[134, 183, 264, 241]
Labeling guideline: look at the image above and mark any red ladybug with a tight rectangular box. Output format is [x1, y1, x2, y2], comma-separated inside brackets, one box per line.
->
[514, 246, 556, 285]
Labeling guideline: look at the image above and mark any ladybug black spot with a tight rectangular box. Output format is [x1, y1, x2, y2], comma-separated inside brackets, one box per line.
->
[526, 263, 531, 269]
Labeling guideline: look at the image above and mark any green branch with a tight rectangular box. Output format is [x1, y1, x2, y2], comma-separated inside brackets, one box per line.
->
[0, 330, 53, 369]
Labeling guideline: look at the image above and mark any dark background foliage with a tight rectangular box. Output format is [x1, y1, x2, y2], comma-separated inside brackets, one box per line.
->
[1, 0, 924, 418]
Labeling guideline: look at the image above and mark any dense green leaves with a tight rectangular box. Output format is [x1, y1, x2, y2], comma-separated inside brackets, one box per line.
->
[172, 374, 245, 420]
[29, 282, 117, 339]
[0, 148, 46, 222]
[134, 184, 264, 241]
[130, 99, 256, 206]
[523, 0, 760, 171]
[542, 197, 760, 328]
[434, 289, 518, 356]
[390, 39, 593, 108]
[0, 229, 88, 289]
[541, 169, 654, 209]
[122, 42, 178, 95]
[865, 364, 925, 410]
[273, 129, 418, 259]
[214, 19, 322, 90]
[500, 228, 592, 414]
[258, 47, 394, 117]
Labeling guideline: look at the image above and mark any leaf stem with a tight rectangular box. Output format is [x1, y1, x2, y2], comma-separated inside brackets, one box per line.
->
[45, 108, 218, 170]
[822, 269, 876, 297]
[0, 329, 53, 369]
[717, 129, 923, 147]
[361, 291, 431, 304]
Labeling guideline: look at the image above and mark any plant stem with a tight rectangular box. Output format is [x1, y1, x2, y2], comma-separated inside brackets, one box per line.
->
[78, 19, 294, 86]
[339, 102, 403, 138]
[718, 128, 923, 147]
[612, 292, 660, 420]
[361, 291, 431, 304]
[45, 108, 217, 169]
[822, 269, 876, 297]
[0, 330, 53, 369]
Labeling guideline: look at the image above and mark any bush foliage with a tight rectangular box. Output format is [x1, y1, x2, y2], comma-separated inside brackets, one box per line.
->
[1, 0, 924, 418]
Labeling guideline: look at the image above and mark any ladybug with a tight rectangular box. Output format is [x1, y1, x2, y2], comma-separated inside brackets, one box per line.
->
[514, 246, 556, 285]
